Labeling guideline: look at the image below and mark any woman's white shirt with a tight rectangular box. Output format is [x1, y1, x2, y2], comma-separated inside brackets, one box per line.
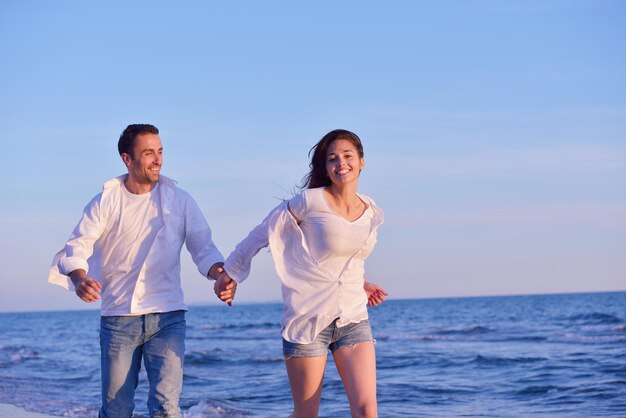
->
[224, 187, 384, 344]
[293, 189, 373, 262]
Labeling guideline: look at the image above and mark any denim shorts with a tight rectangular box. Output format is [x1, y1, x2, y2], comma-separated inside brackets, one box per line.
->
[283, 319, 374, 358]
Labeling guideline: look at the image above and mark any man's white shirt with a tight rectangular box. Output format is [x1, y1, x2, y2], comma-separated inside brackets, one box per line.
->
[48, 175, 224, 316]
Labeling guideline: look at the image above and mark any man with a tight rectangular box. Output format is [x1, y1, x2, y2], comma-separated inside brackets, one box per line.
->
[48, 124, 224, 418]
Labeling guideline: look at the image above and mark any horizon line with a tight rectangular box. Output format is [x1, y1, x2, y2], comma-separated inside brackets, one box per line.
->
[1, 289, 624, 315]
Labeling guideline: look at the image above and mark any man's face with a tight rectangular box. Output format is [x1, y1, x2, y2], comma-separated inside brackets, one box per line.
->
[122, 133, 163, 186]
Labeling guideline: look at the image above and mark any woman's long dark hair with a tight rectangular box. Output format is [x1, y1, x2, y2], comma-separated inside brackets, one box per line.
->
[301, 129, 364, 189]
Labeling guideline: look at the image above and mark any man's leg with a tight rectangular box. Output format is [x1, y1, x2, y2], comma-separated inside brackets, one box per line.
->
[99, 315, 144, 418]
[143, 311, 186, 418]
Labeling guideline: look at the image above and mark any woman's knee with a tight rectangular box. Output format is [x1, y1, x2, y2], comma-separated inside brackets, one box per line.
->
[350, 399, 378, 418]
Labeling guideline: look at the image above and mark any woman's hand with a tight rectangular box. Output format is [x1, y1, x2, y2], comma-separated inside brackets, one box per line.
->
[364, 280, 388, 307]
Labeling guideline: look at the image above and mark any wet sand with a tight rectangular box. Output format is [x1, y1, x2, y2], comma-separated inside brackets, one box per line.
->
[0, 403, 59, 418]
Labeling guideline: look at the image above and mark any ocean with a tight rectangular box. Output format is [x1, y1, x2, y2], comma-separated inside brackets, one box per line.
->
[0, 292, 624, 417]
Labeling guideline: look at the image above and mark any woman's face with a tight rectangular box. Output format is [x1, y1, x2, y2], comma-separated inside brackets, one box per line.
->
[325, 139, 364, 186]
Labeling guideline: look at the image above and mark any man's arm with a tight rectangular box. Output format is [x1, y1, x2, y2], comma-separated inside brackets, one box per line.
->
[183, 194, 225, 279]
[50, 193, 104, 293]
[207, 262, 224, 281]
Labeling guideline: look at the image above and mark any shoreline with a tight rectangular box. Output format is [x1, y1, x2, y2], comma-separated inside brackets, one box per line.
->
[0, 403, 59, 418]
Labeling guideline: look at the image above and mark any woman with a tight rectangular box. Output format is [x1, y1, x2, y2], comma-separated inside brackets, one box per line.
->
[215, 129, 387, 418]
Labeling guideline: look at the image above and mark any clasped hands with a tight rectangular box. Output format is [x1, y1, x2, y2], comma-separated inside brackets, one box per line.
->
[214, 268, 237, 306]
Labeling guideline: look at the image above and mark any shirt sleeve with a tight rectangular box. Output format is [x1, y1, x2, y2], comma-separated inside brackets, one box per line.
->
[223, 206, 280, 284]
[183, 194, 225, 277]
[286, 191, 307, 223]
[58, 193, 104, 277]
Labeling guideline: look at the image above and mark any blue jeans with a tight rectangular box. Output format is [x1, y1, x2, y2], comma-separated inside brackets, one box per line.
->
[99, 311, 186, 418]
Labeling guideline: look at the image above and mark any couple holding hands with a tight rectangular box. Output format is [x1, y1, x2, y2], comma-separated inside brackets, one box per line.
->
[49, 124, 387, 418]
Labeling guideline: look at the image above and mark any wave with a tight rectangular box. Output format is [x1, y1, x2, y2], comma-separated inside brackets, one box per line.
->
[516, 385, 567, 395]
[249, 355, 284, 364]
[506, 335, 548, 342]
[599, 365, 626, 374]
[565, 312, 622, 325]
[412, 384, 479, 395]
[183, 399, 252, 418]
[185, 349, 229, 365]
[196, 322, 279, 331]
[470, 355, 547, 366]
[549, 333, 626, 344]
[377, 356, 422, 370]
[185, 349, 283, 366]
[55, 405, 101, 418]
[419, 335, 455, 341]
[395, 329, 550, 343]
[431, 325, 493, 335]
[0, 346, 39, 366]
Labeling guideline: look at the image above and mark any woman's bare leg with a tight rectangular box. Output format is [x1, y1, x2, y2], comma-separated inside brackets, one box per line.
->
[285, 355, 328, 418]
[333, 342, 377, 418]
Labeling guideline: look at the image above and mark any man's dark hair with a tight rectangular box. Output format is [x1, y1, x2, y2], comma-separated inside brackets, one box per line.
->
[118, 124, 159, 157]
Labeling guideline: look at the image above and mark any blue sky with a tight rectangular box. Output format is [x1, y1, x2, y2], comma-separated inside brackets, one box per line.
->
[0, 1, 624, 312]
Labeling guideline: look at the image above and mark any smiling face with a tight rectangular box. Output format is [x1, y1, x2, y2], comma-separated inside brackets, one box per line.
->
[122, 133, 163, 189]
[325, 138, 365, 186]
